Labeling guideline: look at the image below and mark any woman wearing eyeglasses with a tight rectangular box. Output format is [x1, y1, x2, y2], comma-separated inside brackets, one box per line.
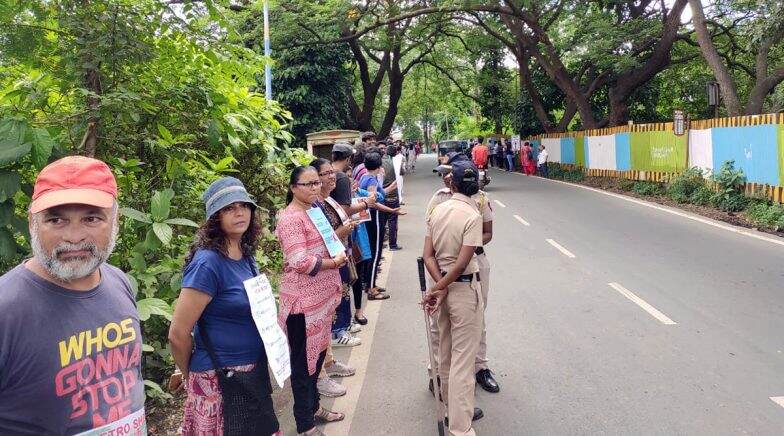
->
[275, 166, 347, 436]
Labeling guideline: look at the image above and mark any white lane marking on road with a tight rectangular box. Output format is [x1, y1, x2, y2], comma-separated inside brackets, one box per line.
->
[546, 238, 575, 258]
[513, 214, 530, 226]
[542, 177, 784, 248]
[771, 397, 784, 409]
[494, 199, 507, 208]
[608, 282, 677, 325]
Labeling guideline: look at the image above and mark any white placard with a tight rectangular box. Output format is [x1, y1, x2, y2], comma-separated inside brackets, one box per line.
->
[74, 407, 146, 436]
[244, 274, 291, 388]
[511, 135, 521, 151]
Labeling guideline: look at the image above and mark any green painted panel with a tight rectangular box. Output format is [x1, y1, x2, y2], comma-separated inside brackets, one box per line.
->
[575, 136, 585, 167]
[629, 131, 687, 172]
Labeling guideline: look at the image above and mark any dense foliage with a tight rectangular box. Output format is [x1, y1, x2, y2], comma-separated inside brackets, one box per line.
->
[0, 0, 310, 398]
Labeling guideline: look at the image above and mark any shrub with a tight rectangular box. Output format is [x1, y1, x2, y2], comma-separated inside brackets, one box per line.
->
[619, 179, 636, 191]
[710, 160, 747, 212]
[667, 167, 706, 203]
[690, 185, 713, 205]
[547, 162, 565, 179]
[564, 169, 584, 182]
[632, 181, 665, 196]
[746, 201, 784, 231]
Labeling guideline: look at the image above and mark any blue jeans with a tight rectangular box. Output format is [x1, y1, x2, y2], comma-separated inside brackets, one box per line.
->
[506, 155, 515, 171]
[332, 286, 352, 334]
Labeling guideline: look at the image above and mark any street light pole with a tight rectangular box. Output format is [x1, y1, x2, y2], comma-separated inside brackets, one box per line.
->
[263, 0, 272, 100]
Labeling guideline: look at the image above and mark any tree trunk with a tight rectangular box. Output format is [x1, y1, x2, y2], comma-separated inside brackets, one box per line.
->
[379, 63, 404, 138]
[515, 45, 555, 132]
[608, 0, 687, 126]
[345, 35, 389, 133]
[688, 0, 743, 115]
[501, 14, 598, 128]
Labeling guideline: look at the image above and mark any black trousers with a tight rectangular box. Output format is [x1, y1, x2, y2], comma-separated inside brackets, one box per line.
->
[386, 198, 400, 247]
[287, 314, 327, 434]
[352, 259, 369, 310]
[365, 209, 387, 289]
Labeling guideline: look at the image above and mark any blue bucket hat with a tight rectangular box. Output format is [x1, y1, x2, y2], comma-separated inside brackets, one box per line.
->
[203, 177, 257, 219]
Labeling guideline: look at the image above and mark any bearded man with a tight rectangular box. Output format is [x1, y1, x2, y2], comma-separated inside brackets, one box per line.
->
[0, 156, 145, 435]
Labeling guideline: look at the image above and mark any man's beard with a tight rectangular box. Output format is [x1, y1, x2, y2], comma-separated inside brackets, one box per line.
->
[30, 219, 118, 283]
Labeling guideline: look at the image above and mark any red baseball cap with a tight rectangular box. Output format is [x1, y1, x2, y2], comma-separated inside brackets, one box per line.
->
[30, 156, 118, 214]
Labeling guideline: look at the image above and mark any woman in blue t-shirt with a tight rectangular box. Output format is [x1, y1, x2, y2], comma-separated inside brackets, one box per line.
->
[169, 177, 281, 436]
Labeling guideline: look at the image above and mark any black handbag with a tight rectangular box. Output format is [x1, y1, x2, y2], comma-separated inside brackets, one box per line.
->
[196, 258, 279, 436]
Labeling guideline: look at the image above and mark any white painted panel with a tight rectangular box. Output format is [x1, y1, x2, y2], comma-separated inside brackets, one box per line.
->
[587, 134, 616, 170]
[542, 138, 561, 163]
[688, 128, 713, 176]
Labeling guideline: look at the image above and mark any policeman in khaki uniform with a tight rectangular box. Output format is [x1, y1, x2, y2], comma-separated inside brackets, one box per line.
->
[422, 159, 485, 436]
[426, 152, 500, 395]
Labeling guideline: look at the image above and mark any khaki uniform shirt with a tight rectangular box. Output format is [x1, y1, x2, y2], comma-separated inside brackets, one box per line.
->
[426, 188, 493, 225]
[426, 193, 483, 274]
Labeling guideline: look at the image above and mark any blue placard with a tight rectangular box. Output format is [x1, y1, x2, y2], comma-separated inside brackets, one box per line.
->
[306, 207, 345, 258]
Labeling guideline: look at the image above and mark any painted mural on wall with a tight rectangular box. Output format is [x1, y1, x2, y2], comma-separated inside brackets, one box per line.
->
[527, 118, 784, 187]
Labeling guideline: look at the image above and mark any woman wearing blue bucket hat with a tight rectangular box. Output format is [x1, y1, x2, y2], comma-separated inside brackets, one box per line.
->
[169, 177, 282, 436]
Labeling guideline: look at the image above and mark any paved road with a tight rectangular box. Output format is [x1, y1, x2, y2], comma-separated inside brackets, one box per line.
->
[316, 154, 784, 435]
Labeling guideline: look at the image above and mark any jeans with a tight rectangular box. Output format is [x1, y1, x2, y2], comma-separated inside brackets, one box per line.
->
[386, 198, 400, 247]
[332, 286, 351, 334]
[506, 155, 515, 171]
[287, 314, 327, 434]
[538, 163, 548, 178]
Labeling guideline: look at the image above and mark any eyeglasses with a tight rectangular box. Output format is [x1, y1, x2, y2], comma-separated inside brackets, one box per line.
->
[318, 170, 335, 176]
[296, 181, 322, 188]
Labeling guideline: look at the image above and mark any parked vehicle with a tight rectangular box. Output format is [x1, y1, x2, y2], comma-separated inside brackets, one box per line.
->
[436, 139, 470, 164]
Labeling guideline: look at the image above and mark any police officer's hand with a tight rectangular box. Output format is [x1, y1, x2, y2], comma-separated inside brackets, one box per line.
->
[422, 286, 447, 314]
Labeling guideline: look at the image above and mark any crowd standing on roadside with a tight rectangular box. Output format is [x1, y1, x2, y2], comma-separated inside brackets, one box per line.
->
[0, 131, 533, 435]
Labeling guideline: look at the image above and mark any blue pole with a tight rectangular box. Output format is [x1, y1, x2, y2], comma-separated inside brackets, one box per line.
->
[263, 0, 272, 100]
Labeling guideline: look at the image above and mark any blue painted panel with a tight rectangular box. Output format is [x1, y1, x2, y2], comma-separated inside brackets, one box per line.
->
[561, 137, 575, 164]
[584, 137, 590, 167]
[615, 133, 631, 171]
[711, 124, 780, 185]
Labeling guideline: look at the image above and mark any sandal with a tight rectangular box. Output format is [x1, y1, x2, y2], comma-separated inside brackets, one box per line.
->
[354, 314, 368, 325]
[367, 289, 390, 300]
[314, 407, 345, 424]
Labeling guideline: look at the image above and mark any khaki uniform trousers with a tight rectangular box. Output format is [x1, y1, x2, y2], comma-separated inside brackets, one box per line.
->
[428, 253, 491, 373]
[437, 279, 483, 436]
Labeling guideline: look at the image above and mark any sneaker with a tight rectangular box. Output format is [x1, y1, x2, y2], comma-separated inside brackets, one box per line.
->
[325, 360, 356, 377]
[349, 321, 362, 333]
[332, 331, 361, 347]
[317, 376, 346, 397]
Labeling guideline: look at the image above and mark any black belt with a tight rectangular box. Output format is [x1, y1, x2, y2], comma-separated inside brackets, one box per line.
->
[441, 272, 480, 282]
[475, 247, 484, 255]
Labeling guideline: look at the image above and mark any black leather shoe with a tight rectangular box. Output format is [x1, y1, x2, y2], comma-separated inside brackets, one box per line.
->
[476, 369, 500, 393]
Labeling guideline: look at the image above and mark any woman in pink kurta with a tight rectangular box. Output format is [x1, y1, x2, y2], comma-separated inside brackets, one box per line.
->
[275, 165, 346, 435]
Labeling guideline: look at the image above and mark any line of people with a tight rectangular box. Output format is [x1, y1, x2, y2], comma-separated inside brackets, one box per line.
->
[486, 139, 549, 177]
[0, 136, 411, 435]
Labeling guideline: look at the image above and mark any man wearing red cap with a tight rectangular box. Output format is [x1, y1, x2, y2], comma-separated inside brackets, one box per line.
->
[0, 156, 145, 434]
